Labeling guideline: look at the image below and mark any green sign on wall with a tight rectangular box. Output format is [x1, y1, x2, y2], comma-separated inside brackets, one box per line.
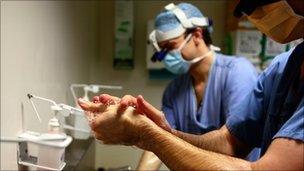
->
[114, 0, 134, 69]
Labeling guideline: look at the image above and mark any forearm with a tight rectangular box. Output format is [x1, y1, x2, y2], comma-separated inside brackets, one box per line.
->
[143, 125, 252, 170]
[136, 151, 162, 171]
[172, 126, 248, 157]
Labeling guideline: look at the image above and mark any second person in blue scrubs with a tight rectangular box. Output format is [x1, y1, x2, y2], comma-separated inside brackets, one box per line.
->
[137, 3, 260, 170]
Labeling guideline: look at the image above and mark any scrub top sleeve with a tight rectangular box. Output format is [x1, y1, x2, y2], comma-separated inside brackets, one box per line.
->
[226, 74, 265, 148]
[161, 82, 177, 129]
[273, 103, 304, 142]
[224, 58, 258, 119]
[226, 54, 290, 148]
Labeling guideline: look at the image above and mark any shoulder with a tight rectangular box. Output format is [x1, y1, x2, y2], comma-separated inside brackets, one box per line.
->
[214, 53, 255, 70]
[214, 53, 258, 78]
[261, 48, 294, 78]
[268, 48, 293, 70]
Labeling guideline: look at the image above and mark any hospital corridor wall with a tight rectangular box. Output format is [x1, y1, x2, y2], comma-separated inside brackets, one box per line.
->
[1, 0, 228, 170]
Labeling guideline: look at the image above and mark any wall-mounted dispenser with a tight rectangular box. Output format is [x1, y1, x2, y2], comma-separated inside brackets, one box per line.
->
[0, 94, 78, 170]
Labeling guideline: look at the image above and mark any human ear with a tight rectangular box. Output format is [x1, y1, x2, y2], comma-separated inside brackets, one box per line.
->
[193, 28, 203, 46]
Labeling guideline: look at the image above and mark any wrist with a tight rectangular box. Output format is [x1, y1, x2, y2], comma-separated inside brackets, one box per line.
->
[170, 129, 178, 136]
[137, 119, 163, 151]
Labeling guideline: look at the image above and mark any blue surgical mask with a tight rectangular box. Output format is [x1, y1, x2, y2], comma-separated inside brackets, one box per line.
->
[163, 34, 192, 74]
[163, 50, 190, 74]
[163, 34, 214, 74]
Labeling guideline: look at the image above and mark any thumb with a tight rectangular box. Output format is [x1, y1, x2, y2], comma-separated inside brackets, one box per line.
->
[137, 95, 171, 132]
[99, 94, 120, 105]
[78, 98, 106, 112]
[136, 95, 159, 118]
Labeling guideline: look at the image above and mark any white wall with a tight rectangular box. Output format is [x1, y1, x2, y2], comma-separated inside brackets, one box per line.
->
[0, 1, 97, 170]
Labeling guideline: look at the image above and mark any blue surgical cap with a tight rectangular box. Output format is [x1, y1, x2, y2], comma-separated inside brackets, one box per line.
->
[154, 3, 212, 41]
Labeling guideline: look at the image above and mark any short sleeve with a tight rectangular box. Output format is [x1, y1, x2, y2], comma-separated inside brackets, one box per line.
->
[274, 102, 304, 142]
[226, 52, 291, 148]
[226, 76, 265, 148]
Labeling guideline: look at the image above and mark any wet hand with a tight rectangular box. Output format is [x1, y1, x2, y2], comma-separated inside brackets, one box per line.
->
[136, 95, 172, 133]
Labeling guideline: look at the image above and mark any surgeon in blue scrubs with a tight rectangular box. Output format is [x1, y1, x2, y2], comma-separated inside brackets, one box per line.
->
[79, 0, 303, 170]
[136, 3, 260, 170]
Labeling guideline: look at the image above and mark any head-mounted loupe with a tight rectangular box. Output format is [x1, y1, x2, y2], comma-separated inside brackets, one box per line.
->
[149, 30, 167, 62]
[151, 50, 168, 62]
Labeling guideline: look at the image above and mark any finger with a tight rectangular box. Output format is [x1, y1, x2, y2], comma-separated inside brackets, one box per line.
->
[92, 96, 100, 103]
[121, 95, 137, 107]
[78, 98, 92, 110]
[91, 131, 105, 144]
[137, 95, 171, 132]
[117, 95, 137, 114]
[117, 103, 127, 115]
[78, 98, 106, 112]
[137, 95, 161, 119]
[98, 94, 112, 103]
[99, 94, 120, 105]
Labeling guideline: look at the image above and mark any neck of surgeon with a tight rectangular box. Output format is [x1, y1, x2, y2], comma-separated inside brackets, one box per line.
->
[190, 41, 214, 83]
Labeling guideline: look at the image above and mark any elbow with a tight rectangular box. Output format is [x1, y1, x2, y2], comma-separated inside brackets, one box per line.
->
[222, 126, 252, 158]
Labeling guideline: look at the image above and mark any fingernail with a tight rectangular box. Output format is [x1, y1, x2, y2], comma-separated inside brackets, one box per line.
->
[138, 95, 146, 103]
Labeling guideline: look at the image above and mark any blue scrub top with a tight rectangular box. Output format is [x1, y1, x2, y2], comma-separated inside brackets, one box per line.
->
[226, 43, 304, 157]
[162, 53, 260, 160]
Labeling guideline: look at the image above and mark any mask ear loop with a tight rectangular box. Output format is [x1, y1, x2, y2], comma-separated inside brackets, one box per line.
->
[177, 33, 192, 51]
[188, 50, 214, 64]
